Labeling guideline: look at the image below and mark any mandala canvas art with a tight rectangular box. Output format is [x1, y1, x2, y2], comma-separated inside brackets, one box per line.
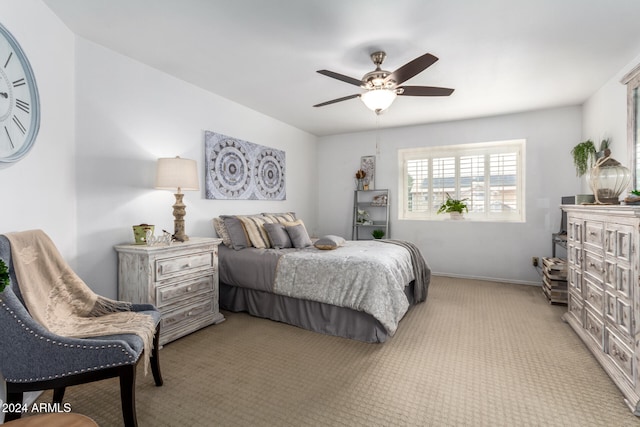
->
[205, 131, 286, 200]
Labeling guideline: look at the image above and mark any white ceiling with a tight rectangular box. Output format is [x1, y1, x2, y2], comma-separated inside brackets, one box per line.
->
[42, 0, 640, 137]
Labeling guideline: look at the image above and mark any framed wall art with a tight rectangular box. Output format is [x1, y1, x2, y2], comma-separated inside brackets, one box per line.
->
[360, 155, 375, 190]
[205, 131, 286, 200]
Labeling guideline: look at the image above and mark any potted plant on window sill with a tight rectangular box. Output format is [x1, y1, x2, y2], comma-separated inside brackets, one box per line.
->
[437, 193, 468, 220]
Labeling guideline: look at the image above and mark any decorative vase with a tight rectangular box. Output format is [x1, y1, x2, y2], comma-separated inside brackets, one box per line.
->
[449, 212, 464, 220]
[133, 224, 154, 244]
[356, 179, 364, 191]
[587, 149, 631, 204]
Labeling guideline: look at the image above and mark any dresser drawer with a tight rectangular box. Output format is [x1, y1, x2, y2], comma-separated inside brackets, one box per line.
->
[568, 267, 582, 294]
[583, 251, 604, 282]
[584, 309, 604, 349]
[156, 275, 214, 308]
[584, 221, 604, 250]
[607, 330, 634, 384]
[567, 244, 582, 269]
[605, 291, 633, 338]
[567, 291, 583, 326]
[156, 251, 214, 280]
[161, 298, 215, 331]
[584, 278, 604, 314]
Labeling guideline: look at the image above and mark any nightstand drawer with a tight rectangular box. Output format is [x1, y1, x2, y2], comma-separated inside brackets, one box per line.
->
[156, 251, 214, 280]
[161, 298, 214, 331]
[156, 275, 214, 308]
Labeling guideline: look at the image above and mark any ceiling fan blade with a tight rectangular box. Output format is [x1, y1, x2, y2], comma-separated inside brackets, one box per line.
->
[317, 70, 363, 86]
[385, 53, 439, 85]
[313, 94, 360, 107]
[399, 86, 454, 97]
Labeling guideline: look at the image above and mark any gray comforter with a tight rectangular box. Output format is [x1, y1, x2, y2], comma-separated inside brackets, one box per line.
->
[273, 241, 414, 334]
[218, 240, 429, 335]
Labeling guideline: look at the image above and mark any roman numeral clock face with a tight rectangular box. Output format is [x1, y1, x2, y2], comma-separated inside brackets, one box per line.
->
[0, 23, 39, 166]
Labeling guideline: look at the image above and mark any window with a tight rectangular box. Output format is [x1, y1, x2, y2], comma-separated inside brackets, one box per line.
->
[398, 139, 525, 222]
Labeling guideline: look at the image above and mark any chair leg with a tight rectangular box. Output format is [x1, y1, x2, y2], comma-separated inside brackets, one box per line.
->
[119, 364, 138, 427]
[52, 387, 66, 403]
[4, 389, 24, 422]
[151, 324, 163, 386]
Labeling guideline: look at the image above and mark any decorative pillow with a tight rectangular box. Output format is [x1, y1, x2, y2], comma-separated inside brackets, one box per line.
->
[236, 215, 274, 249]
[212, 217, 232, 247]
[262, 212, 296, 224]
[222, 216, 250, 250]
[286, 223, 313, 248]
[314, 235, 346, 250]
[264, 223, 292, 249]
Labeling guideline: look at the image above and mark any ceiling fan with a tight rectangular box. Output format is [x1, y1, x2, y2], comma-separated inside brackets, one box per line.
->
[313, 51, 454, 114]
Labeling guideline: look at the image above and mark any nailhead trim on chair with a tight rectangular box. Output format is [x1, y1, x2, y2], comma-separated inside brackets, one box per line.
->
[0, 298, 137, 383]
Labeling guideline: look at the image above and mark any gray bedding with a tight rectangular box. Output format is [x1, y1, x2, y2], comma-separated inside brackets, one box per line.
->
[218, 240, 430, 341]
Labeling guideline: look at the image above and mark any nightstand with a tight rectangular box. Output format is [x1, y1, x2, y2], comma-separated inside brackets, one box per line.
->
[114, 237, 225, 345]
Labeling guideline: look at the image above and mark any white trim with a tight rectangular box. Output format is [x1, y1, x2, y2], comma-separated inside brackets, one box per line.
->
[432, 272, 541, 287]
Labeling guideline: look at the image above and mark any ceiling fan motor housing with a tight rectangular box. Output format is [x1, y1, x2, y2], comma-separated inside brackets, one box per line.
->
[362, 51, 395, 90]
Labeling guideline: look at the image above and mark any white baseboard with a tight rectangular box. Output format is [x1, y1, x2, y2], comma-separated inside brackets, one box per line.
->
[431, 272, 541, 287]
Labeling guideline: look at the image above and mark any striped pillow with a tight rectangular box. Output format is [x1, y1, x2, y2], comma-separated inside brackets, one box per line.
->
[262, 212, 296, 224]
[236, 215, 274, 249]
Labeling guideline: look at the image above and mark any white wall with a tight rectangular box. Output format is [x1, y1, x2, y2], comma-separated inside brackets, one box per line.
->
[583, 52, 640, 189]
[317, 107, 582, 285]
[0, 0, 76, 418]
[0, 0, 76, 258]
[75, 38, 318, 298]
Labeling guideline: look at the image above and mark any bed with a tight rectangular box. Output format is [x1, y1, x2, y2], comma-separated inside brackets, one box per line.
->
[217, 223, 431, 343]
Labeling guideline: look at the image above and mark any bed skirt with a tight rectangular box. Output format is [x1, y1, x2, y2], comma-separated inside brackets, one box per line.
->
[219, 281, 415, 343]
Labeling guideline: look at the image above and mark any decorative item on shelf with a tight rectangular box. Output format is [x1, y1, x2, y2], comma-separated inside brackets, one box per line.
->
[356, 208, 370, 224]
[355, 169, 366, 191]
[586, 147, 631, 204]
[371, 229, 385, 239]
[155, 156, 200, 242]
[132, 224, 154, 245]
[437, 192, 468, 220]
[624, 190, 640, 205]
[0, 258, 9, 292]
[371, 194, 388, 206]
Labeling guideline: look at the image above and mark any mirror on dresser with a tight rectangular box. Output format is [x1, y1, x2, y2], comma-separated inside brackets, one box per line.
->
[623, 64, 640, 190]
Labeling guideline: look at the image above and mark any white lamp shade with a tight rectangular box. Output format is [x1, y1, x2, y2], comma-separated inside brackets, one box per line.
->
[155, 156, 200, 191]
[360, 89, 397, 113]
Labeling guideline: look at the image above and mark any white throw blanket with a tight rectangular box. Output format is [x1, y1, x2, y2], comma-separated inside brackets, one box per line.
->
[6, 230, 155, 372]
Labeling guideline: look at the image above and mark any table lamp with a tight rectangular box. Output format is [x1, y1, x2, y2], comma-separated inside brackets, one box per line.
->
[155, 156, 199, 242]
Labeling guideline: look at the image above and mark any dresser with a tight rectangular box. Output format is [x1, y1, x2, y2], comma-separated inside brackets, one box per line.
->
[114, 237, 224, 346]
[563, 205, 640, 414]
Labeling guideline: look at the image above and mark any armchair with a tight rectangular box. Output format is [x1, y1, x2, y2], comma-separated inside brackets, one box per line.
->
[0, 235, 163, 427]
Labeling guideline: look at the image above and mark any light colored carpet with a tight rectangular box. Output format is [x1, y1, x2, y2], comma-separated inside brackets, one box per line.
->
[35, 276, 640, 426]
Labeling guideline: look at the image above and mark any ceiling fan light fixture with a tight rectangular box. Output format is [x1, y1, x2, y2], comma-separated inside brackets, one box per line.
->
[360, 88, 397, 114]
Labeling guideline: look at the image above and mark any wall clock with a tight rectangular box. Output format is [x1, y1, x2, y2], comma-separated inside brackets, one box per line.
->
[0, 22, 40, 167]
